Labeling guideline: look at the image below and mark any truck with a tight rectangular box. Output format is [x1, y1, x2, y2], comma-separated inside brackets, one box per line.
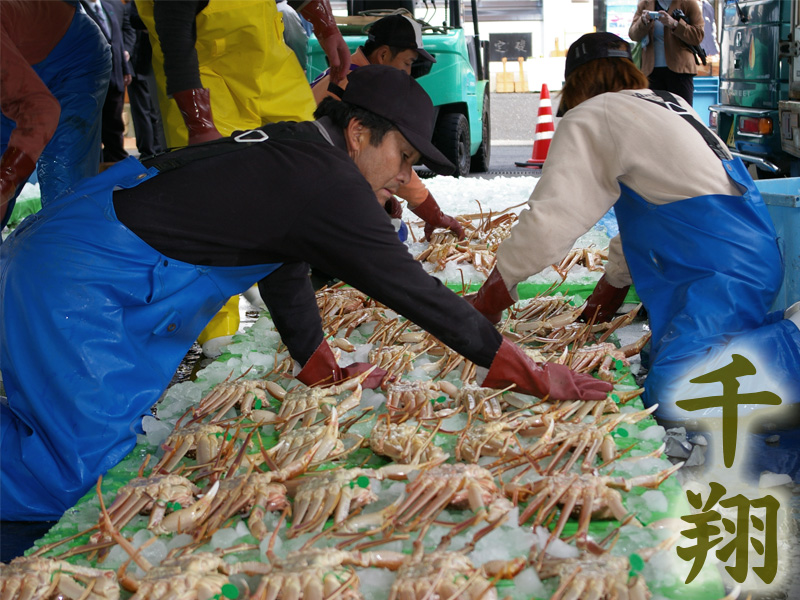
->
[305, 0, 490, 177]
[709, 0, 800, 177]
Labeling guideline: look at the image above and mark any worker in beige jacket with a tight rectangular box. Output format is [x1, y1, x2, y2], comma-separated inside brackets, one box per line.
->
[468, 32, 800, 427]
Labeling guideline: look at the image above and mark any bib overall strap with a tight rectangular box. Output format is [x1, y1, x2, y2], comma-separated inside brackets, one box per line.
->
[142, 122, 325, 174]
[636, 90, 730, 161]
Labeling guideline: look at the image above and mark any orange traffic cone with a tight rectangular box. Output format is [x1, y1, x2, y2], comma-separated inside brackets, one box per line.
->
[516, 84, 554, 168]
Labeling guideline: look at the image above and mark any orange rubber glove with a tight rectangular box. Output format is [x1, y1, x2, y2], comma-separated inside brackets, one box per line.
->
[482, 338, 613, 400]
[1, 147, 36, 224]
[411, 192, 465, 241]
[172, 88, 222, 145]
[579, 274, 631, 323]
[464, 267, 515, 325]
[296, 340, 386, 389]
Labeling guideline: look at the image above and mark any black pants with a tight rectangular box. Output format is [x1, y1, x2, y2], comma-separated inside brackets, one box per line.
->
[648, 67, 694, 105]
[128, 72, 166, 159]
[101, 85, 129, 163]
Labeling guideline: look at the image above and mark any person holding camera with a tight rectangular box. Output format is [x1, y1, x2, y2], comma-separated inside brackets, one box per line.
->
[629, 1, 704, 104]
[466, 32, 800, 429]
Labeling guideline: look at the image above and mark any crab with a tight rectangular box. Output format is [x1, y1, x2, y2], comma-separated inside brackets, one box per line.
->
[285, 464, 413, 537]
[252, 545, 405, 600]
[455, 401, 583, 464]
[117, 552, 254, 600]
[88, 474, 203, 549]
[368, 417, 448, 466]
[393, 463, 509, 532]
[384, 379, 461, 422]
[387, 546, 526, 600]
[191, 374, 284, 423]
[506, 464, 682, 543]
[262, 408, 362, 470]
[152, 422, 239, 473]
[276, 375, 365, 432]
[518, 405, 659, 475]
[0, 556, 119, 600]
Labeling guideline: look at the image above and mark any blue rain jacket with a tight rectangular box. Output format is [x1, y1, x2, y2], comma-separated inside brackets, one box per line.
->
[616, 156, 800, 423]
[1, 5, 111, 229]
[0, 157, 281, 520]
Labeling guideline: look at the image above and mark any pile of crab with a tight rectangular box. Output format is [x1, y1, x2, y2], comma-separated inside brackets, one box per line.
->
[410, 204, 609, 284]
[8, 263, 734, 599]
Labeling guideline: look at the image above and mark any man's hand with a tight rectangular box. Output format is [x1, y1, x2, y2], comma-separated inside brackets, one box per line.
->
[172, 88, 223, 145]
[300, 0, 351, 83]
[481, 338, 613, 400]
[579, 274, 630, 323]
[1, 147, 36, 224]
[384, 196, 403, 219]
[464, 267, 515, 325]
[318, 31, 351, 83]
[297, 340, 386, 389]
[411, 192, 465, 241]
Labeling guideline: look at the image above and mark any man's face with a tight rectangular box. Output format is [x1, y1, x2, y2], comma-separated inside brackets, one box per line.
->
[347, 122, 420, 204]
[376, 48, 419, 75]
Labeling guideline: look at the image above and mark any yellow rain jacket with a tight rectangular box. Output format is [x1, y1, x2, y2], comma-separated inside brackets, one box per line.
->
[137, 0, 316, 148]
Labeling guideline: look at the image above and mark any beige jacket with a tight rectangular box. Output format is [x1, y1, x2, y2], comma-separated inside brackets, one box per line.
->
[495, 89, 740, 293]
[629, 0, 705, 75]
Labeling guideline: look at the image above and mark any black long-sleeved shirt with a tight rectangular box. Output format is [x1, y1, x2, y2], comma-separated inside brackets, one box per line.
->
[113, 119, 502, 367]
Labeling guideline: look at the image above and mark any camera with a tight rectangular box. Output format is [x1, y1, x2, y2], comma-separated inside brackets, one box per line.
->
[647, 11, 661, 20]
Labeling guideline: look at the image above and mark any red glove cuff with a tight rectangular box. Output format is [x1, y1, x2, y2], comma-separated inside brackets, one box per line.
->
[300, 0, 339, 39]
[1, 147, 36, 206]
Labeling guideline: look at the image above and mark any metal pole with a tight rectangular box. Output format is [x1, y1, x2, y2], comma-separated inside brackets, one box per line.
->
[470, 0, 485, 81]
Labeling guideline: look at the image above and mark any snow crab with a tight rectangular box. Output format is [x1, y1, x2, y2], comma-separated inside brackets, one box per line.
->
[89, 474, 203, 548]
[384, 379, 461, 422]
[252, 542, 405, 600]
[276, 375, 366, 432]
[262, 408, 362, 469]
[191, 375, 284, 423]
[285, 464, 413, 537]
[0, 556, 119, 600]
[368, 416, 448, 466]
[387, 545, 526, 600]
[153, 422, 239, 473]
[506, 464, 682, 542]
[394, 463, 508, 531]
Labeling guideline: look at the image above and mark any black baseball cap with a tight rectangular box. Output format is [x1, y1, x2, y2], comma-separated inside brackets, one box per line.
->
[564, 32, 633, 79]
[367, 14, 436, 64]
[341, 65, 454, 176]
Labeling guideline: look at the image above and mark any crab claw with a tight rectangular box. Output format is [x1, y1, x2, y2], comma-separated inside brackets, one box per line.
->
[154, 480, 220, 534]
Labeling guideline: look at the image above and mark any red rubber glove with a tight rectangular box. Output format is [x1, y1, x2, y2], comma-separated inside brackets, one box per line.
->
[411, 192, 465, 241]
[296, 340, 386, 389]
[482, 338, 613, 401]
[579, 274, 631, 323]
[172, 88, 223, 145]
[1, 147, 36, 224]
[300, 0, 351, 83]
[464, 267, 515, 325]
[384, 196, 403, 219]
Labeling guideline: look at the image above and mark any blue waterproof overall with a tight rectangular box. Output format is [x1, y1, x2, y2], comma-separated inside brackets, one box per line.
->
[0, 157, 281, 520]
[1, 3, 111, 229]
[615, 94, 800, 424]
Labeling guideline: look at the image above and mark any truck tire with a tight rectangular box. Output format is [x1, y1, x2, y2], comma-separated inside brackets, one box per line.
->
[433, 112, 471, 178]
[470, 88, 491, 173]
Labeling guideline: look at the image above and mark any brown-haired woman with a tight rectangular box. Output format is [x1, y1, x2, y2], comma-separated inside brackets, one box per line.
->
[468, 32, 800, 430]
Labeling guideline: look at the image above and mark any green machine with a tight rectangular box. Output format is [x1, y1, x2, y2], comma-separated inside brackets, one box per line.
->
[710, 0, 800, 177]
[305, 1, 490, 177]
